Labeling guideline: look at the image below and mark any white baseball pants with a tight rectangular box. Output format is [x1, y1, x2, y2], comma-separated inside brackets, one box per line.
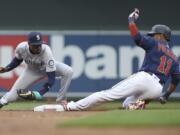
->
[0, 62, 73, 104]
[66, 71, 163, 110]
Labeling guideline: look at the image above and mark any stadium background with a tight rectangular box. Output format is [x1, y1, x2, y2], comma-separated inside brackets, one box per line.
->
[0, 0, 179, 98]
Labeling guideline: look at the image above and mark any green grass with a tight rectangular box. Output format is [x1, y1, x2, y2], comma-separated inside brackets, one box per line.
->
[2, 100, 46, 110]
[2, 99, 179, 111]
[59, 110, 180, 128]
[90, 101, 180, 110]
[59, 101, 180, 128]
[1, 100, 180, 128]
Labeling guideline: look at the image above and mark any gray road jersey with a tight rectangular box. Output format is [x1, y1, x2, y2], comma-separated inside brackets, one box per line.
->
[15, 41, 56, 72]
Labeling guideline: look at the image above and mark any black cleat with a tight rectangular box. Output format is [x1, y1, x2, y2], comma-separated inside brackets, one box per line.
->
[0, 103, 4, 108]
[159, 96, 168, 104]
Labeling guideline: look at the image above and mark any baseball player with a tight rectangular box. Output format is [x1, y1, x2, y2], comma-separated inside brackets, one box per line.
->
[159, 77, 180, 104]
[34, 9, 180, 112]
[0, 32, 73, 108]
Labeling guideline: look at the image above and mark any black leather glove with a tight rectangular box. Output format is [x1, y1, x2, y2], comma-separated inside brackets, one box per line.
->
[17, 89, 42, 100]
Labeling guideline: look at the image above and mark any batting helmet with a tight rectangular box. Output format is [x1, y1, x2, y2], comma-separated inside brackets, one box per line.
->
[147, 24, 171, 41]
[28, 32, 43, 45]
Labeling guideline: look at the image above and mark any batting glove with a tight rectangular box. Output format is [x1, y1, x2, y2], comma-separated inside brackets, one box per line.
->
[128, 8, 140, 23]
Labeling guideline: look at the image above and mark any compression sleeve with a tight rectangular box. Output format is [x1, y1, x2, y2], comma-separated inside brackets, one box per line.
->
[171, 73, 180, 86]
[171, 62, 180, 85]
[128, 21, 144, 45]
[39, 71, 56, 95]
[46, 71, 56, 86]
[129, 22, 139, 36]
[5, 57, 23, 71]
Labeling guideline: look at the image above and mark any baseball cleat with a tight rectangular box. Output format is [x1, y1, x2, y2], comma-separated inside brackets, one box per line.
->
[0, 102, 8, 109]
[159, 96, 168, 104]
[34, 104, 65, 112]
[127, 99, 146, 110]
[0, 103, 3, 108]
[0, 98, 8, 109]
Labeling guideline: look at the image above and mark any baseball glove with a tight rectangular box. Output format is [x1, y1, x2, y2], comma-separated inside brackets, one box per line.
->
[17, 89, 42, 100]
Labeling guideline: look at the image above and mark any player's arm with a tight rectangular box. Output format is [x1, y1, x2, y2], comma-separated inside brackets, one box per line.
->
[17, 71, 56, 100]
[128, 8, 142, 45]
[0, 43, 24, 73]
[39, 47, 57, 95]
[160, 70, 180, 104]
[39, 71, 56, 95]
[0, 57, 23, 73]
[128, 9, 156, 49]
[159, 83, 177, 104]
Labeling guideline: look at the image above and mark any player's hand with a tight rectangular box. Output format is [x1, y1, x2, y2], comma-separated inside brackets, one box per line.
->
[128, 8, 140, 22]
[0, 67, 8, 73]
[159, 96, 168, 104]
[17, 89, 36, 100]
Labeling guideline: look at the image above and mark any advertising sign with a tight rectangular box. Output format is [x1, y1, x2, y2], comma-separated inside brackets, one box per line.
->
[0, 32, 179, 97]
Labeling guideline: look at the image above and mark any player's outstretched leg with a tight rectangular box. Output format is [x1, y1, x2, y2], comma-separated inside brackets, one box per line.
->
[0, 97, 8, 108]
[34, 90, 114, 112]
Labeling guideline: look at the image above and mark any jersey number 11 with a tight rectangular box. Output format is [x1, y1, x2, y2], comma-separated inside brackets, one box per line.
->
[158, 55, 172, 76]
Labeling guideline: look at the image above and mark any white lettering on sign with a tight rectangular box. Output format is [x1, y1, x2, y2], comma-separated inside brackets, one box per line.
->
[85, 45, 117, 79]
[1, 35, 180, 81]
[119, 46, 144, 78]
[51, 35, 85, 79]
[0, 46, 13, 78]
[0, 46, 24, 79]
[51, 35, 146, 79]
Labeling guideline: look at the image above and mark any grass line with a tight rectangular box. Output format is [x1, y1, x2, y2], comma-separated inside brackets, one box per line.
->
[59, 110, 180, 128]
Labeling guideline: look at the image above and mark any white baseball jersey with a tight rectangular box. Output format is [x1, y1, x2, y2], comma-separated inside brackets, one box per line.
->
[15, 41, 56, 72]
[0, 41, 73, 104]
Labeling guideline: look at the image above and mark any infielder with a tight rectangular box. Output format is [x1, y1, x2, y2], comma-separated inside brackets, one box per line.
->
[34, 9, 180, 112]
[0, 32, 73, 108]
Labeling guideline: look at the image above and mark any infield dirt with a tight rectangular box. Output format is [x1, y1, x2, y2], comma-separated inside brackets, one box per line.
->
[0, 111, 179, 135]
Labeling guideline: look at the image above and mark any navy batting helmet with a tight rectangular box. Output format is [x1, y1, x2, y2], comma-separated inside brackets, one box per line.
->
[28, 32, 43, 45]
[147, 24, 171, 41]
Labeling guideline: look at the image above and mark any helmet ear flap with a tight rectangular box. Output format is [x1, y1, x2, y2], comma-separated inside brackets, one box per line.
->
[163, 34, 170, 41]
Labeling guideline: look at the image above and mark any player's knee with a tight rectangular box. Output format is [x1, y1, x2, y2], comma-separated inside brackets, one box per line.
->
[66, 67, 73, 77]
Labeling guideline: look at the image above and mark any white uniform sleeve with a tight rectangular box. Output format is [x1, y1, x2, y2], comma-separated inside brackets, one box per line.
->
[14, 43, 24, 60]
[44, 45, 56, 72]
